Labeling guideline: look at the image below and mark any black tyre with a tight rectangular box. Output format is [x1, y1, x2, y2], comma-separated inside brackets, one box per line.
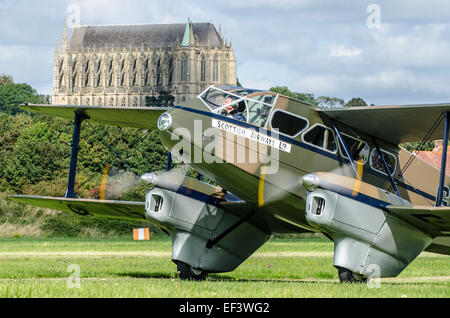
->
[337, 267, 367, 283]
[176, 261, 208, 281]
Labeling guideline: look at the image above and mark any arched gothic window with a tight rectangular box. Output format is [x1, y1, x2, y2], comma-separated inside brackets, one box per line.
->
[201, 56, 206, 81]
[213, 55, 218, 82]
[181, 55, 188, 82]
[59, 72, 64, 86]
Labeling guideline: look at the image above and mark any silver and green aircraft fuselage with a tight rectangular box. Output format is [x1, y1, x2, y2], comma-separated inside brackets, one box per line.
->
[158, 85, 447, 235]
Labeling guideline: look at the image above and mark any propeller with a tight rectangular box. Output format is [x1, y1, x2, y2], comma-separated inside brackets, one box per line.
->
[99, 166, 142, 200]
[140, 165, 190, 192]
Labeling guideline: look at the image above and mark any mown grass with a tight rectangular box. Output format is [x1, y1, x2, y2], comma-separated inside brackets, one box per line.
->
[0, 237, 448, 298]
[0, 236, 331, 253]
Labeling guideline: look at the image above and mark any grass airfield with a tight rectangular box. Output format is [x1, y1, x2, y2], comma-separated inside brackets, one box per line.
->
[0, 236, 448, 298]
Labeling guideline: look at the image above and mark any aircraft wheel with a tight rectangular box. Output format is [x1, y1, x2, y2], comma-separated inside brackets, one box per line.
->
[337, 267, 367, 283]
[176, 261, 208, 281]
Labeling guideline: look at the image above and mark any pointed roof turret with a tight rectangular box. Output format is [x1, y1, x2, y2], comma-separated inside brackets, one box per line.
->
[61, 19, 68, 52]
[189, 20, 195, 46]
[62, 19, 67, 41]
[181, 18, 191, 47]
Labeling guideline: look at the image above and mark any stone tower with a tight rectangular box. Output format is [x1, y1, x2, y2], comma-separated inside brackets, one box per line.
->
[52, 20, 237, 106]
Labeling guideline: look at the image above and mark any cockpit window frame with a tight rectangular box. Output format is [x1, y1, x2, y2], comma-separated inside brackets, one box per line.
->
[198, 85, 279, 127]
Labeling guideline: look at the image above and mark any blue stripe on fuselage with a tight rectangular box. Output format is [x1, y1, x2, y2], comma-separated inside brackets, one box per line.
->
[172, 105, 436, 203]
[318, 179, 390, 209]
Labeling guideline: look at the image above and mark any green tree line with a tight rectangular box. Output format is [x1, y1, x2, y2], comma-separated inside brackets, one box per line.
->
[0, 76, 435, 237]
[0, 74, 169, 237]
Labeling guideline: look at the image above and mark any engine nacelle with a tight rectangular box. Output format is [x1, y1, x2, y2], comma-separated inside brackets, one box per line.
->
[144, 182, 268, 273]
[305, 187, 432, 278]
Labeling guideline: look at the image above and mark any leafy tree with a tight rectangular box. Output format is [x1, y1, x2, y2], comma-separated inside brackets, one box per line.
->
[1, 120, 69, 190]
[145, 91, 175, 107]
[0, 83, 47, 115]
[145, 96, 158, 106]
[401, 141, 435, 152]
[0, 74, 13, 86]
[270, 86, 317, 105]
[316, 96, 345, 108]
[157, 90, 175, 107]
[345, 97, 368, 107]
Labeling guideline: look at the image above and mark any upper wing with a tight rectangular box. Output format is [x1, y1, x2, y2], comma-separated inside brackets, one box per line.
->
[320, 103, 450, 145]
[21, 104, 169, 129]
[8, 195, 146, 222]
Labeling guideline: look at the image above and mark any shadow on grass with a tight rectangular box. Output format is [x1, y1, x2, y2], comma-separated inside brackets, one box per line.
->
[115, 272, 444, 286]
[117, 272, 176, 279]
[207, 274, 342, 285]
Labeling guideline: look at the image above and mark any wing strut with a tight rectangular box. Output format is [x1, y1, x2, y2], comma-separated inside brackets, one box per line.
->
[166, 152, 172, 171]
[371, 137, 401, 198]
[436, 111, 449, 206]
[331, 119, 360, 179]
[65, 111, 86, 198]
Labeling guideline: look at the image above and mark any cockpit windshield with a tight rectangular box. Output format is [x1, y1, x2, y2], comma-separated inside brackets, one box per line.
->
[199, 86, 278, 127]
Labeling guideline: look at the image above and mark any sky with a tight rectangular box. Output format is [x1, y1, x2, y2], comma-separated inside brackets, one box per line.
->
[1, 0, 450, 105]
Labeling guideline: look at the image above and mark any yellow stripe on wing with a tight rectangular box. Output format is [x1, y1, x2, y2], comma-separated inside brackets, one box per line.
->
[258, 165, 269, 207]
[100, 164, 110, 200]
[352, 159, 364, 196]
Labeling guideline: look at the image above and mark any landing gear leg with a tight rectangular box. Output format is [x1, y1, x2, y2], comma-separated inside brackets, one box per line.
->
[336, 267, 367, 283]
[176, 261, 208, 281]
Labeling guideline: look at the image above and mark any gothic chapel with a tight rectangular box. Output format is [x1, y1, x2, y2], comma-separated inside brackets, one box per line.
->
[52, 20, 237, 106]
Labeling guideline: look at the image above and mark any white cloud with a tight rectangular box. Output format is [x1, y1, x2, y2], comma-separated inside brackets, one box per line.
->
[1, 0, 450, 104]
[330, 44, 362, 58]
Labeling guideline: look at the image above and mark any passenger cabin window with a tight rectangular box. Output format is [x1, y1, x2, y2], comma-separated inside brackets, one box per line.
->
[370, 149, 397, 175]
[338, 134, 370, 164]
[303, 125, 337, 152]
[270, 110, 308, 137]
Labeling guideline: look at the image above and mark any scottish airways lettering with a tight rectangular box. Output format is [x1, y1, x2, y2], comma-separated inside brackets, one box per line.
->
[212, 119, 291, 153]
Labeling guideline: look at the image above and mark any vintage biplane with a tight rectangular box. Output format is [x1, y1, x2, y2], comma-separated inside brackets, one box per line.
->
[9, 85, 450, 282]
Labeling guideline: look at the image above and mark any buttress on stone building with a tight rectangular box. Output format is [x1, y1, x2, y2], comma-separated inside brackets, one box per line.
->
[52, 20, 237, 106]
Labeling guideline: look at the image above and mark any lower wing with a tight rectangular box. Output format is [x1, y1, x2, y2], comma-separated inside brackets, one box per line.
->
[8, 195, 146, 222]
[386, 204, 450, 255]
